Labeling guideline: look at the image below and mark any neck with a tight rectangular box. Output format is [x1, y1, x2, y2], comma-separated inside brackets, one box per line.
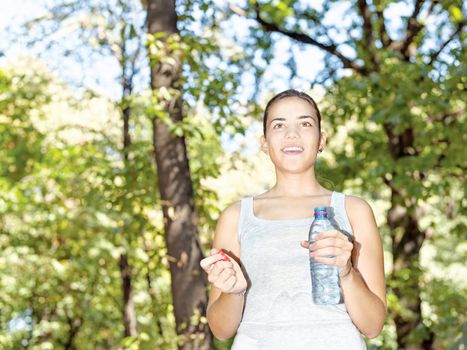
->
[269, 168, 328, 197]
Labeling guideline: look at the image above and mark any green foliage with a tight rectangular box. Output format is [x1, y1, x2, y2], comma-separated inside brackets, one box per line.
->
[146, 16, 248, 137]
[225, 1, 467, 348]
[0, 70, 49, 182]
[321, 51, 465, 349]
[422, 278, 466, 349]
[3, 0, 465, 349]
[324, 53, 465, 191]
[0, 64, 178, 349]
[320, 26, 465, 350]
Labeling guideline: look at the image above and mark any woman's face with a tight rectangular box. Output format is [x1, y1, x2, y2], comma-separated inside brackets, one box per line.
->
[261, 96, 325, 174]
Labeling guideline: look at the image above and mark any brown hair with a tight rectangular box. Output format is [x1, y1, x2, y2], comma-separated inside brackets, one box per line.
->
[263, 89, 321, 136]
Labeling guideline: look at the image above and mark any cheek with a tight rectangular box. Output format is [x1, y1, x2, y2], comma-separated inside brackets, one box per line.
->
[298, 129, 319, 141]
[267, 138, 282, 152]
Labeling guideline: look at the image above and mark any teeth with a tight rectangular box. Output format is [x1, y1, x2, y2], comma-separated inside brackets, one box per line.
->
[282, 146, 303, 152]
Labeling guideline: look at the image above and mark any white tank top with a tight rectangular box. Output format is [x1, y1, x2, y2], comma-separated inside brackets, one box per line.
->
[232, 191, 366, 350]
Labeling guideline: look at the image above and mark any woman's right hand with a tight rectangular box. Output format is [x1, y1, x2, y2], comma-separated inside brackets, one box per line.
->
[200, 248, 247, 295]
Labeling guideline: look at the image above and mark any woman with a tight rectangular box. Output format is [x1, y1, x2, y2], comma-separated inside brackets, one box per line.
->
[200, 89, 386, 349]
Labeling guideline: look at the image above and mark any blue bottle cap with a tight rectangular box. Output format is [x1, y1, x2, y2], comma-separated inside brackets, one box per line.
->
[314, 207, 329, 216]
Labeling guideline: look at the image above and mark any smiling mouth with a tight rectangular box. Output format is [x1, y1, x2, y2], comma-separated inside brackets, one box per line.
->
[281, 146, 304, 154]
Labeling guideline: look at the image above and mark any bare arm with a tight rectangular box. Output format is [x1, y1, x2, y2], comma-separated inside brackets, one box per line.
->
[200, 201, 247, 341]
[341, 196, 387, 338]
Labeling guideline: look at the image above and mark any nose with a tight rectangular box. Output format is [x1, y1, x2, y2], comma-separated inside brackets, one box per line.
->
[285, 126, 299, 138]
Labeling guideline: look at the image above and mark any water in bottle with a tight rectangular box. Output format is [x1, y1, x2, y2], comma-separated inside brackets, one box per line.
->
[308, 206, 342, 305]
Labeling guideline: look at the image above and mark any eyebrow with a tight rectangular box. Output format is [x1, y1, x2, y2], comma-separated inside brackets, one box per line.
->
[269, 115, 317, 123]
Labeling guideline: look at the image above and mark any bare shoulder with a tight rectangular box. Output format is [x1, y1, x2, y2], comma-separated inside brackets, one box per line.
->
[213, 200, 242, 254]
[218, 200, 242, 225]
[345, 195, 373, 211]
[345, 195, 375, 220]
[344, 195, 379, 239]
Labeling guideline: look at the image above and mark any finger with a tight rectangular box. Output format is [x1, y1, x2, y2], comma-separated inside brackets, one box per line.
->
[219, 249, 232, 262]
[200, 254, 224, 271]
[310, 243, 352, 260]
[202, 250, 233, 269]
[312, 255, 338, 266]
[219, 268, 235, 283]
[209, 265, 221, 279]
[311, 247, 341, 257]
[213, 271, 235, 291]
[300, 240, 310, 249]
[222, 274, 237, 291]
[324, 230, 355, 243]
[310, 238, 337, 251]
[314, 230, 339, 239]
[219, 260, 234, 269]
[312, 254, 352, 268]
[312, 251, 351, 265]
[315, 230, 347, 240]
[208, 264, 230, 283]
[312, 237, 352, 250]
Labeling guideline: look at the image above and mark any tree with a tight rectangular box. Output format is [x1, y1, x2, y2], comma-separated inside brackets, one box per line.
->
[6, 0, 248, 348]
[0, 60, 161, 349]
[145, 0, 251, 347]
[17, 0, 153, 344]
[227, 0, 465, 348]
[146, 1, 213, 348]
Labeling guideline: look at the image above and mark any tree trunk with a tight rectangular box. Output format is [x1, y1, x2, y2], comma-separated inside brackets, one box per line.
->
[63, 312, 81, 350]
[384, 124, 435, 349]
[119, 70, 137, 338]
[386, 187, 434, 348]
[145, 242, 164, 339]
[146, 1, 213, 349]
[120, 252, 137, 337]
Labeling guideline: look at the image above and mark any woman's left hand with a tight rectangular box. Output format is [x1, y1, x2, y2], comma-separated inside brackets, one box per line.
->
[301, 230, 354, 278]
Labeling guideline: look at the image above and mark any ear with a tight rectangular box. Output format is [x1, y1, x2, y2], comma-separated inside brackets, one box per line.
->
[260, 135, 269, 154]
[318, 131, 327, 152]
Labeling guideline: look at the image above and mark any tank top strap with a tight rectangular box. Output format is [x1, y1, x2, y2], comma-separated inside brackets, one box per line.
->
[332, 192, 353, 235]
[237, 197, 254, 241]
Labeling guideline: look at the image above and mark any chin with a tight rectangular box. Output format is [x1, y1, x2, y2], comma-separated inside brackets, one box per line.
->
[277, 165, 313, 174]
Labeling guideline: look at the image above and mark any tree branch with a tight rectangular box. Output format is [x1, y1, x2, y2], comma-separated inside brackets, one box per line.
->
[428, 20, 466, 65]
[383, 174, 403, 197]
[427, 107, 466, 123]
[375, 7, 392, 47]
[357, 0, 378, 68]
[399, 0, 427, 59]
[424, 0, 437, 20]
[253, 3, 368, 75]
[358, 0, 374, 44]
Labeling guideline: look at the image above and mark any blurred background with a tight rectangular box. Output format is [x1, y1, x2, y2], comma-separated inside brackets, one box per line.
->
[0, 0, 465, 349]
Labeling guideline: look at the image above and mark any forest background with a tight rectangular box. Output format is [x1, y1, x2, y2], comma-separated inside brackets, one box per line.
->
[0, 0, 465, 349]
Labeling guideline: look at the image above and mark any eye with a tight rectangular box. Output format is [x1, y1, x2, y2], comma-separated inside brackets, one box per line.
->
[301, 121, 313, 127]
[272, 123, 285, 129]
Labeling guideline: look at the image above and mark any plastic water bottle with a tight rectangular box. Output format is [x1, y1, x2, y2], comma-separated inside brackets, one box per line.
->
[308, 206, 342, 305]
